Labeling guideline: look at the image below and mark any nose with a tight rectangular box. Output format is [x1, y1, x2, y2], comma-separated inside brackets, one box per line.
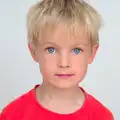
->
[57, 52, 71, 68]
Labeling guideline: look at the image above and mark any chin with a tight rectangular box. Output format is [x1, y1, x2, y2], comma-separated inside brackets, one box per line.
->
[49, 81, 79, 89]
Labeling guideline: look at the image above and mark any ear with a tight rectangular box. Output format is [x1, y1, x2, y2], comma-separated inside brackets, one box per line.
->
[88, 44, 99, 64]
[28, 43, 38, 62]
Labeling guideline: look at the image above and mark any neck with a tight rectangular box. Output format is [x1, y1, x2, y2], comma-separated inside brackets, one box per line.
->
[36, 82, 86, 114]
[36, 82, 85, 102]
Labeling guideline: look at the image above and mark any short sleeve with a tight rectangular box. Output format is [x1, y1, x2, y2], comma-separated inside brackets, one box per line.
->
[104, 112, 114, 120]
[0, 112, 7, 120]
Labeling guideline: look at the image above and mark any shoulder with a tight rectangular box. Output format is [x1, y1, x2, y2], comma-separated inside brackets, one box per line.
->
[86, 93, 114, 120]
[0, 88, 35, 119]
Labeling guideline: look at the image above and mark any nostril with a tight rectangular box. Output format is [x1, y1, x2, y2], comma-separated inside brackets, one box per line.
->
[59, 65, 70, 68]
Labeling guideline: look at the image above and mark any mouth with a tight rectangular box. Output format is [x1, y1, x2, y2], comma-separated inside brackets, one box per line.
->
[55, 73, 74, 79]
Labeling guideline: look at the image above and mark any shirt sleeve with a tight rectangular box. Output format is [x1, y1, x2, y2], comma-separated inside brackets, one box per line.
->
[0, 112, 8, 120]
[104, 112, 114, 120]
[98, 109, 114, 120]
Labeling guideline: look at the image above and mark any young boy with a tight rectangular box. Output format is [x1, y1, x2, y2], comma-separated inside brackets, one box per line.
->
[0, 0, 114, 119]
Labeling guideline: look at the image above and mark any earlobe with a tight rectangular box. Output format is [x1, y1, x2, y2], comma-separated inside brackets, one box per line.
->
[28, 44, 38, 62]
[88, 44, 99, 64]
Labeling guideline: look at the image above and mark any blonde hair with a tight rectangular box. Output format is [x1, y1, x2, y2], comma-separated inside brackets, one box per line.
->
[27, 0, 102, 45]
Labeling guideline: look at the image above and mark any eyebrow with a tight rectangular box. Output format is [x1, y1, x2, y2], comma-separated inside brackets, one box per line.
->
[39, 42, 61, 48]
[40, 42, 88, 48]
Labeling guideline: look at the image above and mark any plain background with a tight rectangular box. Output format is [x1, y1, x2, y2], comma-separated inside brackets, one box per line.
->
[0, 0, 119, 119]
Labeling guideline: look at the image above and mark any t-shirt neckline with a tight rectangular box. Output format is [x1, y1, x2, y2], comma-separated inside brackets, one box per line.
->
[30, 84, 90, 118]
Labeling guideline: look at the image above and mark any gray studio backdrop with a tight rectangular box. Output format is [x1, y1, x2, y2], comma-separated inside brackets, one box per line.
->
[0, 0, 119, 119]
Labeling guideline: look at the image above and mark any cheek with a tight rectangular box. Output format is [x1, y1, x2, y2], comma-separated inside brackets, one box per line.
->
[74, 60, 87, 71]
[73, 60, 88, 81]
[39, 54, 57, 74]
[72, 55, 88, 73]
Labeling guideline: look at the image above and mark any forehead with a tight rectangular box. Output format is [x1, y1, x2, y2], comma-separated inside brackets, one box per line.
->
[39, 24, 90, 47]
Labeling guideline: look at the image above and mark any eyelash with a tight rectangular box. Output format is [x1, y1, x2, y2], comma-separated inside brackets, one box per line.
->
[72, 48, 82, 54]
[45, 47, 56, 53]
[45, 47, 83, 54]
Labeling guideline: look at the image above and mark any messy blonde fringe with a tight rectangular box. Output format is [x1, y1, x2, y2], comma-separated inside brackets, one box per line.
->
[27, 0, 102, 45]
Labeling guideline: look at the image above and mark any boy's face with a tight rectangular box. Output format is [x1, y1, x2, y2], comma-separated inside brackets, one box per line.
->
[29, 24, 98, 89]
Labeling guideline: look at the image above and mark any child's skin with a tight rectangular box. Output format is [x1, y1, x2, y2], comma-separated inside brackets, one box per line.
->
[28, 23, 98, 114]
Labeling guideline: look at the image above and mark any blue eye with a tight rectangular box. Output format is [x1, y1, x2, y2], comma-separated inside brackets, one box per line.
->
[47, 47, 56, 54]
[72, 48, 81, 54]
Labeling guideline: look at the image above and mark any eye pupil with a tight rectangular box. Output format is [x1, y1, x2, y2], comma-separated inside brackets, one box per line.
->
[47, 47, 81, 54]
[73, 48, 80, 54]
[47, 47, 55, 53]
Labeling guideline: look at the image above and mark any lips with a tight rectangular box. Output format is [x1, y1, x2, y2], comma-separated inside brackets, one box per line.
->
[55, 74, 74, 79]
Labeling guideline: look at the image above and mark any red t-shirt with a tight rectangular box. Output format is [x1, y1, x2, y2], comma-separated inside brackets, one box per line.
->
[0, 85, 114, 120]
